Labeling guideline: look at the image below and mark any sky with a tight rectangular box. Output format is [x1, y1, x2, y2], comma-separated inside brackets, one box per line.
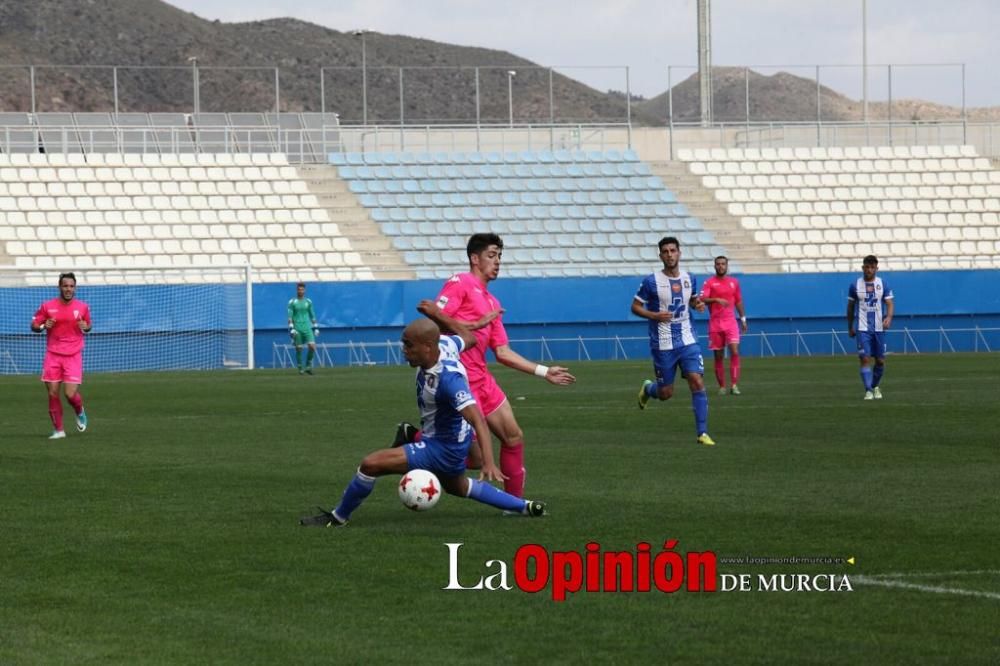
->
[166, 0, 999, 108]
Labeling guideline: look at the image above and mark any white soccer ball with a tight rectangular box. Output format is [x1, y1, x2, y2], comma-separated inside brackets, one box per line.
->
[398, 469, 442, 511]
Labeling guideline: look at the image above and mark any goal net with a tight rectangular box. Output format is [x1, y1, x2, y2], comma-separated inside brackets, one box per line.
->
[0, 266, 254, 375]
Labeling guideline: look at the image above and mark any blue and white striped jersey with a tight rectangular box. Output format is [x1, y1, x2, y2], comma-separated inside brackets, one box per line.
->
[635, 271, 700, 351]
[848, 277, 894, 332]
[416, 335, 477, 445]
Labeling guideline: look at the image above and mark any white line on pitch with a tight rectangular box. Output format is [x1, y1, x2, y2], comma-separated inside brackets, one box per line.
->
[864, 570, 1000, 579]
[854, 576, 1000, 601]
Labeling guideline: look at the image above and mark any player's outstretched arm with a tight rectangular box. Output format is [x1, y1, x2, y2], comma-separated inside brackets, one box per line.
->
[417, 299, 478, 350]
[460, 403, 505, 484]
[494, 344, 575, 385]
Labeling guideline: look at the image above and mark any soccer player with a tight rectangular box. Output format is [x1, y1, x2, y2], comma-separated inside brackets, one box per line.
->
[394, 233, 575, 498]
[287, 282, 319, 375]
[299, 313, 546, 527]
[633, 237, 715, 446]
[699, 255, 748, 395]
[847, 255, 894, 400]
[30, 272, 91, 439]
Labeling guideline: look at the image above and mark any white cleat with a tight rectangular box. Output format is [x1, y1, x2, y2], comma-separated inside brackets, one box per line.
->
[864, 391, 874, 401]
[48, 430, 66, 440]
[872, 387, 883, 400]
[718, 387, 728, 396]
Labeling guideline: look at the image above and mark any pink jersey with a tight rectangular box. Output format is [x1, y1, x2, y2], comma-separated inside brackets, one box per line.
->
[32, 297, 91, 356]
[435, 272, 508, 384]
[700, 275, 742, 329]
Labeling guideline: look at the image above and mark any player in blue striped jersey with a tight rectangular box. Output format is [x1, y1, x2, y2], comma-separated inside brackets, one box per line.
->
[847, 255, 895, 400]
[300, 303, 545, 527]
[633, 237, 715, 446]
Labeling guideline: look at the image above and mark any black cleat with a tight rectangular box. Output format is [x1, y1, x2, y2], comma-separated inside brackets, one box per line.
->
[525, 500, 547, 517]
[392, 422, 419, 448]
[299, 507, 346, 527]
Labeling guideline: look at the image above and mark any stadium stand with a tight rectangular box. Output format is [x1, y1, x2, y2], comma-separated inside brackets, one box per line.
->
[676, 145, 1000, 271]
[330, 149, 729, 278]
[0, 152, 415, 284]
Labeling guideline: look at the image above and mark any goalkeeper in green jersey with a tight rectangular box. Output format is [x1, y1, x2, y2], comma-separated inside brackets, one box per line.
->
[287, 282, 319, 374]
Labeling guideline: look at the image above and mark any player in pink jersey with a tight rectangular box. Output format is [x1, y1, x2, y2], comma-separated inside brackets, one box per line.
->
[394, 233, 575, 498]
[30, 272, 92, 439]
[699, 256, 747, 395]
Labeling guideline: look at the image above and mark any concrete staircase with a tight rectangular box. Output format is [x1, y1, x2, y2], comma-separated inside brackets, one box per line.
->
[296, 165, 415, 280]
[650, 161, 781, 273]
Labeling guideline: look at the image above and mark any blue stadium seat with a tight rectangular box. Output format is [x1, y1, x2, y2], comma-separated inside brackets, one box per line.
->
[329, 153, 347, 166]
[414, 152, 434, 164]
[622, 149, 639, 162]
[348, 181, 367, 194]
[553, 149, 573, 162]
[484, 152, 503, 164]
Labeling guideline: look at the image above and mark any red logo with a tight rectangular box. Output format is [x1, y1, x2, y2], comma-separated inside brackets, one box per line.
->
[422, 479, 439, 500]
[671, 283, 682, 293]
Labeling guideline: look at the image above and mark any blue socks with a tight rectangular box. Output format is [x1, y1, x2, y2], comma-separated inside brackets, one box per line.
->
[334, 469, 377, 520]
[860, 366, 873, 391]
[691, 390, 708, 435]
[467, 478, 526, 513]
[872, 364, 884, 388]
[645, 381, 659, 399]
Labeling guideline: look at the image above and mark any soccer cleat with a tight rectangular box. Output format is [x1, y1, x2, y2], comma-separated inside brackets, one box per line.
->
[392, 422, 419, 448]
[76, 410, 88, 432]
[48, 430, 66, 440]
[872, 387, 882, 399]
[305, 368, 314, 375]
[638, 380, 653, 410]
[299, 507, 346, 528]
[864, 391, 874, 401]
[525, 500, 546, 517]
[696, 433, 716, 446]
[730, 385, 741, 396]
[718, 387, 728, 396]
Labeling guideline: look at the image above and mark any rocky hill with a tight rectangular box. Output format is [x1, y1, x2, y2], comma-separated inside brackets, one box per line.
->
[0, 0, 994, 125]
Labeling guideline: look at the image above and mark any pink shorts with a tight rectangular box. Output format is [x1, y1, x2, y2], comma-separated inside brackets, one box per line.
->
[41, 352, 83, 384]
[470, 372, 508, 417]
[708, 321, 741, 351]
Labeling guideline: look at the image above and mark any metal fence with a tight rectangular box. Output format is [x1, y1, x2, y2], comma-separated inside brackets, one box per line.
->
[271, 327, 999, 367]
[0, 62, 978, 126]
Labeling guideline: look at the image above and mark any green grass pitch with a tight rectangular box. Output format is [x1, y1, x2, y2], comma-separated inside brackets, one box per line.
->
[1, 354, 998, 664]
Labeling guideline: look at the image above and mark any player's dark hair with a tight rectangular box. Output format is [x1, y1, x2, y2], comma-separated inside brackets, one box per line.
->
[296, 281, 306, 288]
[715, 255, 728, 262]
[658, 236, 680, 251]
[466, 233, 503, 257]
[58, 272, 77, 285]
[863, 255, 879, 266]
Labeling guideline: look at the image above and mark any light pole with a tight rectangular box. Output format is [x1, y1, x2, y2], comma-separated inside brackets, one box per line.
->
[352, 29, 368, 125]
[188, 56, 199, 115]
[506, 70, 516, 128]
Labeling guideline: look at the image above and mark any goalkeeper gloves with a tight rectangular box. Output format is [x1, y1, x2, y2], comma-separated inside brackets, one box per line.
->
[313, 326, 320, 338]
[288, 326, 296, 341]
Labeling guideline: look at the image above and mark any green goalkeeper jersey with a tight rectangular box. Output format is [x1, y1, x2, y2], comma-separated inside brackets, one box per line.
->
[287, 297, 317, 331]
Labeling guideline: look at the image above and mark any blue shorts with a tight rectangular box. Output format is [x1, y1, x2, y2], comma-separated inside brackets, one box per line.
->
[856, 331, 886, 359]
[404, 437, 468, 478]
[651, 344, 705, 385]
